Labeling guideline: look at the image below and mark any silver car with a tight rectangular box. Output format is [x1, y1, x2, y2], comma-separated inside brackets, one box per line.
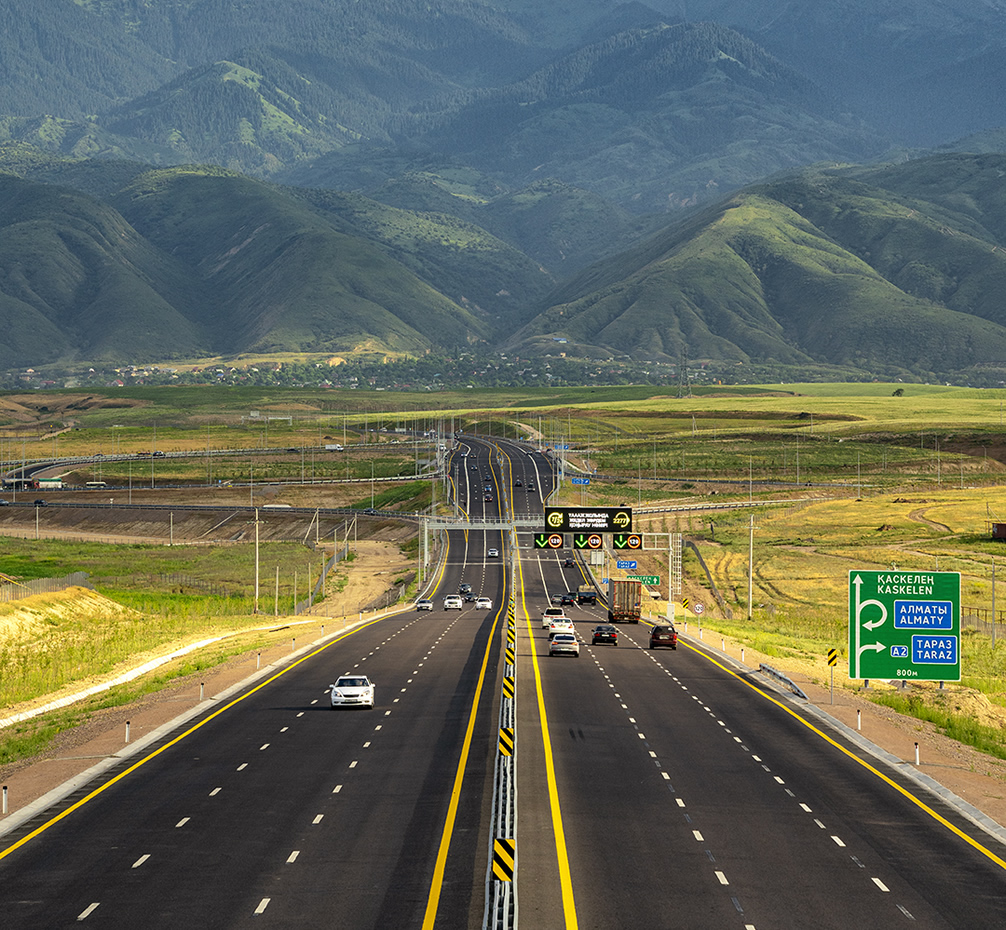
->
[549, 633, 580, 657]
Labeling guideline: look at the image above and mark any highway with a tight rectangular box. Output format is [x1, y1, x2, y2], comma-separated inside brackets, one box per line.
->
[3, 435, 1006, 928]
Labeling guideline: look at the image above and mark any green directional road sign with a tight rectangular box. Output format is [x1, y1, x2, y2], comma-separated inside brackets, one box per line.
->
[627, 575, 660, 585]
[848, 570, 960, 682]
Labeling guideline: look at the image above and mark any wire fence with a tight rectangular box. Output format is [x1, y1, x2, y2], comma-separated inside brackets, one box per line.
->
[0, 571, 93, 602]
[99, 572, 241, 599]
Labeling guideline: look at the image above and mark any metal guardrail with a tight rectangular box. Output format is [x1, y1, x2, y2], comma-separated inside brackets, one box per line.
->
[484, 545, 518, 930]
[759, 663, 808, 699]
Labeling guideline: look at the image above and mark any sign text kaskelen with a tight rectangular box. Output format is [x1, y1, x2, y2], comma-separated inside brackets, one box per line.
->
[544, 507, 632, 533]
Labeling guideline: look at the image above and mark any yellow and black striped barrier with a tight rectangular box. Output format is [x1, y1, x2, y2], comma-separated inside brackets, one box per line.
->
[492, 837, 515, 882]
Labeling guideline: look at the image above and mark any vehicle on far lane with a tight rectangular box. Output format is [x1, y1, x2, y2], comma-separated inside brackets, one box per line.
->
[549, 633, 580, 657]
[591, 624, 618, 646]
[559, 592, 576, 606]
[475, 596, 493, 609]
[649, 625, 678, 649]
[330, 675, 375, 708]
[416, 598, 434, 611]
[542, 606, 567, 629]
[548, 617, 575, 640]
[487, 547, 499, 558]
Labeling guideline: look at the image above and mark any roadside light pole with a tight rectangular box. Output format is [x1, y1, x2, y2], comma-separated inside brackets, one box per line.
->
[254, 507, 260, 614]
[748, 514, 754, 622]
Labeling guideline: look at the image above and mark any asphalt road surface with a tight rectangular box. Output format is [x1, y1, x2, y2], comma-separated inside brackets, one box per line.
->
[3, 437, 1006, 928]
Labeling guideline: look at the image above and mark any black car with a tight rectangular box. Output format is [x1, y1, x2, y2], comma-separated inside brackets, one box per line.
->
[33, 499, 47, 507]
[563, 558, 574, 568]
[577, 589, 598, 605]
[514, 478, 523, 487]
[591, 625, 618, 646]
[459, 583, 473, 595]
[649, 625, 678, 649]
[559, 592, 576, 606]
[527, 483, 536, 491]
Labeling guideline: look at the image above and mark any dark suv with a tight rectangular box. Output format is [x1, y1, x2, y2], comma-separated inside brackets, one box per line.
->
[649, 625, 678, 650]
[559, 592, 576, 606]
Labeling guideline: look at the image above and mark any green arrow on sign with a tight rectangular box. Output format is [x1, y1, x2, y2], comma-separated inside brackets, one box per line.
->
[534, 534, 550, 549]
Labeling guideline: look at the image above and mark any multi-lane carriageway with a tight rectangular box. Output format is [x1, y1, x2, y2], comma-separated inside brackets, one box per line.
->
[2, 437, 1006, 929]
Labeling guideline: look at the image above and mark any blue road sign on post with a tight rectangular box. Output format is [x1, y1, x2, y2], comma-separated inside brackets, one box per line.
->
[616, 559, 638, 570]
[571, 477, 590, 486]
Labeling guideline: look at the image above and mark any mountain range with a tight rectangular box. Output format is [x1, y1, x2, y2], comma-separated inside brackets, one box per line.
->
[2, 1, 1006, 380]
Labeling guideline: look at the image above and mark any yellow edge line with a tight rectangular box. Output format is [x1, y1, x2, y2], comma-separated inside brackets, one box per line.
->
[421, 538, 503, 929]
[519, 532, 579, 928]
[681, 639, 1006, 871]
[0, 612, 394, 862]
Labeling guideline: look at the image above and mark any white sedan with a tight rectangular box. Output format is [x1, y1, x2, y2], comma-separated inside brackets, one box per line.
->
[549, 633, 580, 657]
[487, 547, 499, 558]
[475, 596, 493, 609]
[548, 618, 575, 640]
[330, 675, 375, 708]
[444, 594, 463, 609]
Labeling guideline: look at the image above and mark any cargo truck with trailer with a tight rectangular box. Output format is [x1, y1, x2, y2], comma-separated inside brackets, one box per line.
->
[607, 578, 642, 623]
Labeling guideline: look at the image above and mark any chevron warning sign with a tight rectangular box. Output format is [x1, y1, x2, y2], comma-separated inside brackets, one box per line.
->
[498, 726, 514, 756]
[492, 837, 515, 882]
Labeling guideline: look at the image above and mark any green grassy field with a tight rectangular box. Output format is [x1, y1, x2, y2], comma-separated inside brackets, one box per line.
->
[6, 381, 1006, 763]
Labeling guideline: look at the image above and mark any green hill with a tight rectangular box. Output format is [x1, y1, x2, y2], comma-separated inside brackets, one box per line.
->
[513, 155, 1006, 380]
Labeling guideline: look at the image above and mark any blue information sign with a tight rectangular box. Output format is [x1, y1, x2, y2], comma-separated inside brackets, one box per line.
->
[616, 559, 637, 570]
[571, 477, 590, 486]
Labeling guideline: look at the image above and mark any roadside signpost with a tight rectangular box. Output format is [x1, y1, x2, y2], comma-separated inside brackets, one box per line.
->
[848, 570, 961, 682]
